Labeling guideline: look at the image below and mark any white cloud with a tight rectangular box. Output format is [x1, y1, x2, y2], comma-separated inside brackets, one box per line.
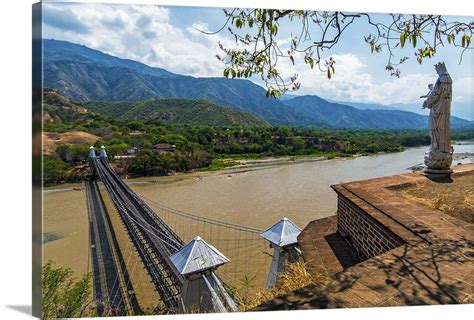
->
[43, 3, 473, 105]
[453, 76, 474, 102]
[269, 52, 439, 105]
[43, 3, 226, 77]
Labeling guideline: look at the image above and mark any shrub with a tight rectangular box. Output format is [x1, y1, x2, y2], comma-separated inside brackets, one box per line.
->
[42, 261, 93, 319]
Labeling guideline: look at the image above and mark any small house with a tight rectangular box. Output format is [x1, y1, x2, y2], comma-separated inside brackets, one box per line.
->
[152, 143, 176, 154]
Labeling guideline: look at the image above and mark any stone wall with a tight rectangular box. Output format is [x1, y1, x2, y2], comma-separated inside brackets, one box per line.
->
[336, 195, 404, 260]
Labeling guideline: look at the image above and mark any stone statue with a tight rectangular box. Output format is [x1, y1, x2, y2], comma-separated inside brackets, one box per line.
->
[422, 62, 453, 173]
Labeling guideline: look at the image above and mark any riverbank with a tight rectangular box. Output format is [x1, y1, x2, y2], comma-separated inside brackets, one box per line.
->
[44, 142, 474, 192]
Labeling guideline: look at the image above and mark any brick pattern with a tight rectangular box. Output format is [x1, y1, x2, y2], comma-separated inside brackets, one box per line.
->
[337, 195, 404, 260]
[297, 216, 361, 276]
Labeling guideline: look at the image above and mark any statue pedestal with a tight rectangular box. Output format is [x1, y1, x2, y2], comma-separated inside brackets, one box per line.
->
[424, 149, 453, 173]
[423, 168, 453, 174]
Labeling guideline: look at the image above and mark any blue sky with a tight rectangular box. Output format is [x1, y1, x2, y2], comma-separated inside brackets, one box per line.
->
[42, 3, 474, 107]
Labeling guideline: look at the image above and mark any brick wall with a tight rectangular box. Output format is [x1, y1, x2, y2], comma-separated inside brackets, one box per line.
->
[336, 194, 404, 260]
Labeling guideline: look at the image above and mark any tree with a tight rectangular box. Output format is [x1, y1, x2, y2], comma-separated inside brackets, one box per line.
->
[206, 9, 473, 96]
[42, 261, 93, 319]
[43, 156, 68, 185]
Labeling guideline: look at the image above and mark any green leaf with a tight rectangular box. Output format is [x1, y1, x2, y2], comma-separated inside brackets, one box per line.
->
[235, 19, 243, 29]
[223, 68, 229, 78]
[400, 32, 406, 48]
[305, 56, 314, 69]
[462, 35, 471, 47]
[292, 38, 297, 49]
[412, 34, 417, 48]
[327, 69, 331, 79]
[271, 24, 278, 36]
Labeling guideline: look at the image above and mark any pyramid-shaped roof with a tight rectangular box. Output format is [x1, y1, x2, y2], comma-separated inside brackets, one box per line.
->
[170, 236, 229, 275]
[260, 217, 301, 247]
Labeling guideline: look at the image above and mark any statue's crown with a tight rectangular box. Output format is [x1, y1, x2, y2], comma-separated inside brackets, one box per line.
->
[435, 61, 446, 68]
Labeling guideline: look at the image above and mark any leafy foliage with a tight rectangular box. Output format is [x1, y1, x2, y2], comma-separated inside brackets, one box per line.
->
[42, 261, 93, 319]
[43, 155, 69, 185]
[210, 10, 473, 95]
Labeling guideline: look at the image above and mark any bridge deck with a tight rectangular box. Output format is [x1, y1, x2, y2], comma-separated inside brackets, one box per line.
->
[92, 158, 185, 312]
[85, 179, 140, 316]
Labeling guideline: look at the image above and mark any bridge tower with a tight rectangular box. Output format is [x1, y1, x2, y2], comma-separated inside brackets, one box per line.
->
[88, 146, 98, 177]
[260, 217, 302, 288]
[88, 145, 96, 158]
[170, 236, 238, 313]
[99, 145, 107, 158]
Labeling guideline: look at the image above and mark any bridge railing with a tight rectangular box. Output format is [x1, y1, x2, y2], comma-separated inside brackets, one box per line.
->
[141, 196, 273, 293]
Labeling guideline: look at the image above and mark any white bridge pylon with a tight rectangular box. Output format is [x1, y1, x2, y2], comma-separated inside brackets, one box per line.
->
[260, 217, 302, 288]
[170, 236, 238, 313]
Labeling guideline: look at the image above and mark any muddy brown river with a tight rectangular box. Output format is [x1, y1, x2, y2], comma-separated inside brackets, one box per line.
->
[132, 144, 473, 229]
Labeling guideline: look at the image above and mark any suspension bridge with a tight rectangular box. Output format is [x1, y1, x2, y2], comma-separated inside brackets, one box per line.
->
[86, 146, 301, 316]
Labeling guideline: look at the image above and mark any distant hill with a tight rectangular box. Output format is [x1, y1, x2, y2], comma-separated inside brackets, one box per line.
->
[331, 99, 474, 121]
[329, 100, 397, 111]
[389, 101, 474, 121]
[43, 88, 92, 123]
[83, 98, 269, 127]
[43, 39, 474, 129]
[44, 39, 176, 78]
[282, 95, 473, 129]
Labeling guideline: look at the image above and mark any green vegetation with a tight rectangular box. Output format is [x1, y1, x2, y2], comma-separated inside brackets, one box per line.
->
[218, 10, 473, 96]
[42, 90, 474, 185]
[83, 99, 268, 127]
[43, 156, 69, 185]
[42, 261, 93, 319]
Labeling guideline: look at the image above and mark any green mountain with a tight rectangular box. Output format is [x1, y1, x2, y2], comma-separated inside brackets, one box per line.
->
[282, 95, 473, 129]
[43, 39, 303, 126]
[43, 39, 473, 129]
[44, 39, 176, 78]
[83, 99, 268, 127]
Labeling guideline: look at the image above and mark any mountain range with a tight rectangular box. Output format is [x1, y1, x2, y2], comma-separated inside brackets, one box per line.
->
[332, 99, 474, 121]
[43, 39, 473, 129]
[83, 98, 268, 127]
[43, 88, 267, 127]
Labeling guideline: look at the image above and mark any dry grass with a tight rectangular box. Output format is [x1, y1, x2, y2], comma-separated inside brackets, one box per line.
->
[393, 171, 474, 223]
[235, 260, 322, 311]
[43, 131, 99, 154]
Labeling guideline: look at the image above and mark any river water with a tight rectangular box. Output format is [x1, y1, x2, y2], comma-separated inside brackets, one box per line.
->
[132, 144, 473, 230]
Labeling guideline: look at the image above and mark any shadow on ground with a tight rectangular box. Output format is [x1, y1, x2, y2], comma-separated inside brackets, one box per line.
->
[254, 237, 473, 310]
[5, 305, 32, 316]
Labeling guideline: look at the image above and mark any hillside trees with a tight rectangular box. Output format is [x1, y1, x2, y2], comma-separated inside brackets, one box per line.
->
[43, 156, 69, 185]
